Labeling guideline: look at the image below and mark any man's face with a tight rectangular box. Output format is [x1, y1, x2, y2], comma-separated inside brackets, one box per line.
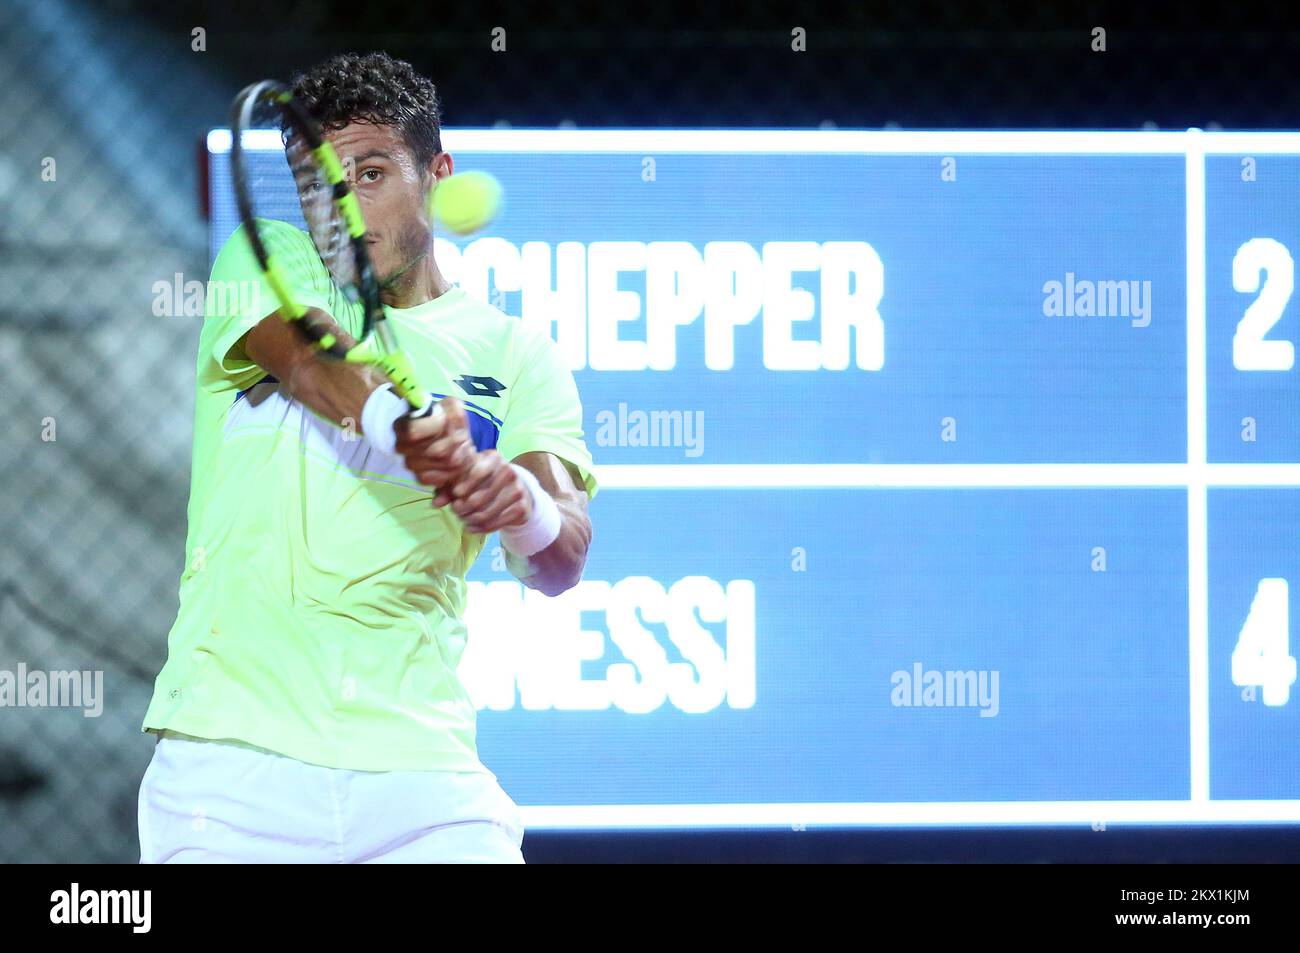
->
[292, 121, 447, 288]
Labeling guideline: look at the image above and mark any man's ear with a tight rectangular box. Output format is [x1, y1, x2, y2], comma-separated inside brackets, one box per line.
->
[422, 152, 452, 211]
[429, 151, 453, 182]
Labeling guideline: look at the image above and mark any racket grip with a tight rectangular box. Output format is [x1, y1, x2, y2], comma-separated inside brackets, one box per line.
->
[361, 384, 433, 455]
[408, 393, 444, 422]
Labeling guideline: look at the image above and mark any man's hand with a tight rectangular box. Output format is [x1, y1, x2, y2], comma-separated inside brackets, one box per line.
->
[443, 451, 534, 535]
[392, 395, 476, 493]
[392, 395, 531, 533]
[392, 396, 560, 543]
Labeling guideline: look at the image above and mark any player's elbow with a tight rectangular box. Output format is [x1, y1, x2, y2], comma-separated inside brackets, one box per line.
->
[533, 567, 582, 598]
[522, 512, 591, 597]
[532, 552, 588, 597]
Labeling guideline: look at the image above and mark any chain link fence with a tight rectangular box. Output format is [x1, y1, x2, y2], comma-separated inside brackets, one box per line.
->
[1, 0, 1297, 862]
[0, 0, 223, 862]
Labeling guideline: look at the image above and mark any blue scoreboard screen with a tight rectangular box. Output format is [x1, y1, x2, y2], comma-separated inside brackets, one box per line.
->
[208, 129, 1300, 829]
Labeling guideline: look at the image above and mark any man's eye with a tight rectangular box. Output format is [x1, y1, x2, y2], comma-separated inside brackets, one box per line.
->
[360, 169, 382, 182]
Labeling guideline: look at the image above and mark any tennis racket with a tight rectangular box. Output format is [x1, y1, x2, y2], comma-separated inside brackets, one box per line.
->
[228, 79, 434, 416]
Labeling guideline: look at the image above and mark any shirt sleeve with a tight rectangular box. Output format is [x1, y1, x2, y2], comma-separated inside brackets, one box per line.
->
[199, 220, 336, 393]
[496, 325, 599, 501]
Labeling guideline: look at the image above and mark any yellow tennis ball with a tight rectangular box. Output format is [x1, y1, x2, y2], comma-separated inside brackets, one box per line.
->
[429, 170, 502, 235]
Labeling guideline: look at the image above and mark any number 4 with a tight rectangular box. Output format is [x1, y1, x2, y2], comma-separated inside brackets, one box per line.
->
[1232, 578, 1298, 706]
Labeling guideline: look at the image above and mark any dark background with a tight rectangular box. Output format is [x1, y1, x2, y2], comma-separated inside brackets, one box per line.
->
[129, 0, 1300, 131]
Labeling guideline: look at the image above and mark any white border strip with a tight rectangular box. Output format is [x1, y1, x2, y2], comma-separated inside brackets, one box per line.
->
[594, 463, 1300, 489]
[208, 127, 1300, 156]
[1201, 131, 1300, 153]
[1186, 130, 1211, 801]
[208, 127, 1193, 155]
[520, 800, 1300, 829]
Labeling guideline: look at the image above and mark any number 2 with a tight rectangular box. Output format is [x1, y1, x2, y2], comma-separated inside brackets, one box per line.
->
[1233, 237, 1295, 371]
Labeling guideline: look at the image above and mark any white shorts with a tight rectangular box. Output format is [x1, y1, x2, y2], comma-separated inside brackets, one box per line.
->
[137, 732, 525, 863]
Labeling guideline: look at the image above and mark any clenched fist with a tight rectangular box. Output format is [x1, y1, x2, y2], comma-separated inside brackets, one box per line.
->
[391, 396, 532, 535]
[392, 395, 475, 494]
[440, 450, 534, 535]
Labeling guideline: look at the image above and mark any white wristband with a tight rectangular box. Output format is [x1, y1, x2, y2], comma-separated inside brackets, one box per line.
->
[499, 463, 562, 556]
[360, 383, 415, 456]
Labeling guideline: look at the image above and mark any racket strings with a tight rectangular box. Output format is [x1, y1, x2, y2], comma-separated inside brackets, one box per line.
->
[247, 96, 358, 296]
[235, 86, 373, 350]
[282, 144, 356, 292]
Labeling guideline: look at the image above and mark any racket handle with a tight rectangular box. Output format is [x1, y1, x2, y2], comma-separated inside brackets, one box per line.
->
[362, 384, 438, 455]
[408, 393, 444, 422]
[374, 351, 428, 411]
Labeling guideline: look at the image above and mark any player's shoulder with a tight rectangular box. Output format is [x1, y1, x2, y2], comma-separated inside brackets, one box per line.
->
[218, 218, 312, 256]
[212, 218, 312, 272]
[447, 288, 548, 359]
[494, 304, 559, 364]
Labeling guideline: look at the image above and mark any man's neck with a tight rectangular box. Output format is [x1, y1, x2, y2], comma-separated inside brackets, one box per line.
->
[379, 250, 452, 309]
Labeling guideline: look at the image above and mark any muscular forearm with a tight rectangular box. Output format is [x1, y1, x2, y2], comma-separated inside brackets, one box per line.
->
[243, 309, 387, 434]
[285, 354, 388, 433]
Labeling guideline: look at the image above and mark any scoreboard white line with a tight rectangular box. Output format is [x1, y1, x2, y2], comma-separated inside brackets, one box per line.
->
[1186, 127, 1210, 803]
[521, 800, 1300, 829]
[210, 126, 1300, 156]
[596, 463, 1300, 488]
[210, 128, 1192, 155]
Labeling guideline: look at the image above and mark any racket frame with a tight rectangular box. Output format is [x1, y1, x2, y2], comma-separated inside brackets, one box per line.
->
[228, 80, 428, 409]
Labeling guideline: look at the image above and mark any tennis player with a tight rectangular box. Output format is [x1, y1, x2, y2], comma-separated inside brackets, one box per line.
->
[137, 52, 596, 863]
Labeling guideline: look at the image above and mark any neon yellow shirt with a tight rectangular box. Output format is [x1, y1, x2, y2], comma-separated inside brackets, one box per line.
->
[142, 221, 597, 771]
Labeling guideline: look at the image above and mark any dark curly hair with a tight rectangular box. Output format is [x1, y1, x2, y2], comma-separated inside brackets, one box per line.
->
[290, 52, 443, 170]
